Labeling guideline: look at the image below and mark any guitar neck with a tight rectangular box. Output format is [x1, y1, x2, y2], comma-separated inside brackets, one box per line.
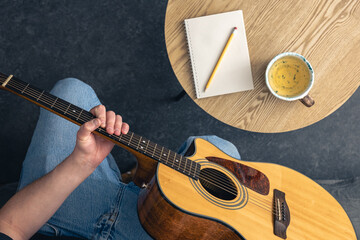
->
[0, 73, 200, 180]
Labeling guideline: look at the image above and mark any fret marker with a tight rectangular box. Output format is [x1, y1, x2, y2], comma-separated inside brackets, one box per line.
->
[72, 110, 76, 113]
[1, 75, 13, 87]
[163, 154, 166, 156]
[176, 159, 179, 162]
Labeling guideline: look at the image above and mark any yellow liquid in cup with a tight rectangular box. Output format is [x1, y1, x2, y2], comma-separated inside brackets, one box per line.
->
[268, 56, 311, 98]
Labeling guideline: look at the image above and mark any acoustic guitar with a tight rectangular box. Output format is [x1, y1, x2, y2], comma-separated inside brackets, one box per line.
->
[0, 73, 357, 239]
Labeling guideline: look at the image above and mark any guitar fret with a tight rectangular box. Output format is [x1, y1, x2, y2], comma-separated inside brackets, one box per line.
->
[137, 136, 142, 150]
[145, 140, 150, 153]
[76, 109, 83, 120]
[189, 160, 193, 177]
[152, 144, 157, 157]
[119, 133, 123, 142]
[21, 83, 29, 94]
[177, 156, 182, 172]
[176, 154, 179, 169]
[37, 90, 44, 101]
[183, 156, 187, 173]
[190, 160, 194, 177]
[167, 150, 171, 166]
[179, 156, 183, 170]
[170, 151, 174, 167]
[160, 147, 164, 163]
[64, 104, 71, 115]
[128, 132, 134, 146]
[194, 164, 199, 178]
[51, 97, 58, 108]
[174, 154, 177, 168]
[78, 110, 93, 122]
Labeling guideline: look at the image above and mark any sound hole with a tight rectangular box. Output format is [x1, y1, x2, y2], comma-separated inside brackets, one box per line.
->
[199, 168, 237, 200]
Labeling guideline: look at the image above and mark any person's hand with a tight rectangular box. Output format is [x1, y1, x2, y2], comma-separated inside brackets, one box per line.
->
[71, 105, 129, 170]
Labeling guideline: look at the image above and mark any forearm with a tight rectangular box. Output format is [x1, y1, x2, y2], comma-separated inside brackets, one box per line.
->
[0, 153, 95, 240]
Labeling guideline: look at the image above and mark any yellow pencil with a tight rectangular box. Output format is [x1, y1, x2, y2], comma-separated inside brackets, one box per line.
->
[204, 27, 237, 91]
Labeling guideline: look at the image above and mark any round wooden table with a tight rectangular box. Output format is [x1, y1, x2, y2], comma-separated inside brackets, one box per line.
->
[165, 0, 360, 133]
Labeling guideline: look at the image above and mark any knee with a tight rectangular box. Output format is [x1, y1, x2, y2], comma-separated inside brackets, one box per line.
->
[198, 135, 241, 159]
[53, 78, 91, 93]
[50, 78, 101, 110]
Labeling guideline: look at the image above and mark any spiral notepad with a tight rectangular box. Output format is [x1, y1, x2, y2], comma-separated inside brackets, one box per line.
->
[184, 10, 254, 99]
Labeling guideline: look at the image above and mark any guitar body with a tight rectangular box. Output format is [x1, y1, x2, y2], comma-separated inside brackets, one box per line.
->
[138, 138, 356, 239]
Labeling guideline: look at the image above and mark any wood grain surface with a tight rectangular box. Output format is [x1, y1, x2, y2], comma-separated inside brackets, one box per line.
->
[165, 0, 360, 132]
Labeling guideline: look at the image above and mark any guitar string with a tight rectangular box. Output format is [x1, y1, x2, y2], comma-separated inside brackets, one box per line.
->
[201, 168, 274, 206]
[1, 79, 200, 176]
[1, 79, 228, 180]
[0, 76, 226, 180]
[199, 174, 274, 212]
[1, 78, 276, 210]
[197, 165, 272, 204]
[0, 78, 192, 165]
[200, 169, 274, 207]
[2, 78, 276, 210]
[199, 171, 274, 211]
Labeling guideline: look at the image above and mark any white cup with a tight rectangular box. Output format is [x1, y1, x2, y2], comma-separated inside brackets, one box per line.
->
[265, 52, 315, 107]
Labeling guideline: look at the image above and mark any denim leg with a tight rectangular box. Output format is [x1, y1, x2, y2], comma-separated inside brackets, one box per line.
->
[177, 135, 241, 159]
[93, 182, 152, 240]
[18, 78, 123, 239]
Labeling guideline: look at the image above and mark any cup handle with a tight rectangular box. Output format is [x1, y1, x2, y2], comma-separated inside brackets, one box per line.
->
[300, 95, 315, 107]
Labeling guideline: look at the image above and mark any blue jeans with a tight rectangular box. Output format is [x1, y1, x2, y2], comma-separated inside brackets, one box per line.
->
[18, 78, 241, 239]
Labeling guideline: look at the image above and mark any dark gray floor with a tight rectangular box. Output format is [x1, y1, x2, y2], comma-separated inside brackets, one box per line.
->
[0, 0, 359, 237]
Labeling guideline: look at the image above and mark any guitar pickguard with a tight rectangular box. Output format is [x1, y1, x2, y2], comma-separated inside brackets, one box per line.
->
[206, 156, 270, 195]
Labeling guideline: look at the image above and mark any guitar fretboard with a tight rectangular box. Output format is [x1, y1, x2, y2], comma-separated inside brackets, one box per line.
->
[0, 73, 201, 179]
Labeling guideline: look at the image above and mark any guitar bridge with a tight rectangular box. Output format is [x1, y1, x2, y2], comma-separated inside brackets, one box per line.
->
[273, 189, 290, 239]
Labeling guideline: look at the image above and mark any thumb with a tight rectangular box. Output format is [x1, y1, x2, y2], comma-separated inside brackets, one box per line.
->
[77, 118, 101, 141]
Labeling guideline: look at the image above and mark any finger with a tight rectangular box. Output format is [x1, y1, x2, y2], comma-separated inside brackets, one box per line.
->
[106, 111, 116, 135]
[77, 118, 101, 141]
[90, 105, 106, 128]
[121, 122, 130, 134]
[114, 115, 123, 136]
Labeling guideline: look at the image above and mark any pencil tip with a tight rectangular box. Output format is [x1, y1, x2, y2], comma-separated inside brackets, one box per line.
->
[234, 27, 237, 30]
